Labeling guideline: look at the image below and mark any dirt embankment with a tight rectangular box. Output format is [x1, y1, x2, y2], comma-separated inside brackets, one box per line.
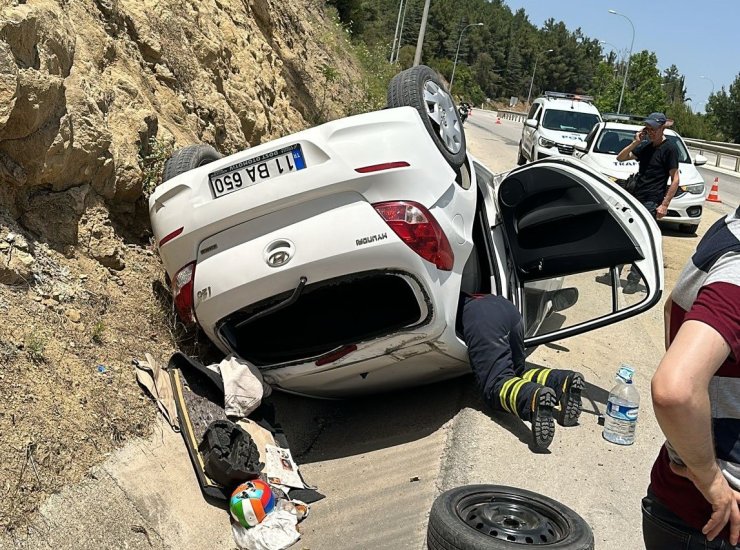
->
[0, 0, 363, 533]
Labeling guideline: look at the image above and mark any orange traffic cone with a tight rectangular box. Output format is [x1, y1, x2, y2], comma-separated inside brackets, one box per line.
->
[707, 177, 722, 203]
[495, 116, 502, 124]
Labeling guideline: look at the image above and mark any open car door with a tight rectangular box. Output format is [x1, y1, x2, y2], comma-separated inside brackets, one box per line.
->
[494, 157, 664, 347]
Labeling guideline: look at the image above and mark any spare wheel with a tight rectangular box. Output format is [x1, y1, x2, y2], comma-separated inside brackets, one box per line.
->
[427, 484, 594, 549]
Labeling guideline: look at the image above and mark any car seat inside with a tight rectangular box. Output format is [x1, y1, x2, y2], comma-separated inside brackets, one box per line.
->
[497, 165, 644, 282]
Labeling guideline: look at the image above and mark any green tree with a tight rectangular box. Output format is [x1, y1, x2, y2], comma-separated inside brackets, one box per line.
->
[605, 50, 667, 115]
[707, 73, 740, 143]
[662, 65, 686, 105]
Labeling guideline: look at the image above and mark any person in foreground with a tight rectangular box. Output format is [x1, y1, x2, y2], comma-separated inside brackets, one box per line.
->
[644, 206, 740, 549]
[461, 294, 584, 451]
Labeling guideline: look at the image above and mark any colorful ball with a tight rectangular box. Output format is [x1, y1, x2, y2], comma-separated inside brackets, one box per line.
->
[229, 479, 275, 528]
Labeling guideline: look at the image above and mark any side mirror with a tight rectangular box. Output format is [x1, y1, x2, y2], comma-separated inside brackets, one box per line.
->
[573, 142, 588, 153]
[694, 154, 707, 167]
[525, 118, 538, 129]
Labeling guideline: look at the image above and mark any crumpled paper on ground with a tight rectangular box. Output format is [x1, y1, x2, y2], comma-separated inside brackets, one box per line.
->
[231, 507, 300, 550]
[207, 354, 272, 418]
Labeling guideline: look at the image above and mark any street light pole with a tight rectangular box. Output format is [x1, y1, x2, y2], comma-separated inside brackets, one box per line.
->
[700, 75, 715, 96]
[413, 0, 431, 66]
[600, 40, 622, 78]
[609, 9, 634, 114]
[526, 48, 553, 105]
[392, 0, 410, 63]
[390, 0, 405, 62]
[450, 22, 484, 92]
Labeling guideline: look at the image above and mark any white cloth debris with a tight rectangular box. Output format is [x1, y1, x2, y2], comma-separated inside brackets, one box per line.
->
[231, 508, 300, 550]
[207, 354, 272, 418]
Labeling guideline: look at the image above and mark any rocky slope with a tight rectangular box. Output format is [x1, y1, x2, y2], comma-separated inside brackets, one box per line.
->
[0, 0, 361, 247]
[0, 0, 364, 532]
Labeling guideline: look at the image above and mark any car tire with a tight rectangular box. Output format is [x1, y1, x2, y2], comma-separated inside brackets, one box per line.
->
[517, 143, 526, 165]
[162, 144, 223, 182]
[426, 485, 594, 550]
[387, 65, 466, 169]
[678, 223, 699, 235]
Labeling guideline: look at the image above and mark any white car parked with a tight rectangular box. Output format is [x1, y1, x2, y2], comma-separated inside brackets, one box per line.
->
[150, 67, 664, 398]
[576, 116, 708, 234]
[518, 92, 602, 164]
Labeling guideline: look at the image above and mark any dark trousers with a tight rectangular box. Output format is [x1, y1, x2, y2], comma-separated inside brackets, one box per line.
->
[643, 490, 739, 549]
[461, 295, 533, 416]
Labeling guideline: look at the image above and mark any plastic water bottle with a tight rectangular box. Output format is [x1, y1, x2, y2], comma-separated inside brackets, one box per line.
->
[603, 365, 640, 445]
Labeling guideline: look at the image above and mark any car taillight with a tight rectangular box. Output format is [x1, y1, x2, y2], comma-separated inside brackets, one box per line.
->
[373, 201, 454, 271]
[172, 262, 196, 324]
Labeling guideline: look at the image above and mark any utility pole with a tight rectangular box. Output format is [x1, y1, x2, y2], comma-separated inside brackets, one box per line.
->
[413, 0, 431, 66]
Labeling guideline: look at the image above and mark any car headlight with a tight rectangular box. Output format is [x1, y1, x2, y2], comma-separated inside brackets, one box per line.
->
[679, 183, 704, 195]
[538, 137, 556, 148]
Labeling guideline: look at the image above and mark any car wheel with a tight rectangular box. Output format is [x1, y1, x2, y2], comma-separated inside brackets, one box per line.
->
[427, 485, 594, 550]
[678, 223, 698, 235]
[162, 144, 223, 182]
[517, 143, 526, 165]
[387, 65, 466, 169]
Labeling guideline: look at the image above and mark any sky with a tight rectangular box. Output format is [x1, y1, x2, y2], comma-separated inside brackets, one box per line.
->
[502, 1, 739, 112]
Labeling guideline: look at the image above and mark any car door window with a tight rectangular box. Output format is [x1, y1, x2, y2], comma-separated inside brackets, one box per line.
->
[527, 104, 539, 119]
[665, 135, 690, 163]
[497, 162, 662, 346]
[523, 267, 649, 338]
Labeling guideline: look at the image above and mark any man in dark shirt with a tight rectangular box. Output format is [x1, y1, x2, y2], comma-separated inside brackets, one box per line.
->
[615, 112, 680, 292]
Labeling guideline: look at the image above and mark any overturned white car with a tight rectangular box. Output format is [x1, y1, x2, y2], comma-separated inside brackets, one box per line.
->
[150, 66, 664, 397]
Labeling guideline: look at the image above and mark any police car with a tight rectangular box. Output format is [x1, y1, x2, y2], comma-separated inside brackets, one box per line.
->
[518, 92, 602, 164]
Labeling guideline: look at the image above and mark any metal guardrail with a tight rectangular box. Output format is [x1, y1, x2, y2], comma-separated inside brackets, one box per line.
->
[496, 109, 527, 123]
[495, 109, 740, 173]
[684, 139, 740, 173]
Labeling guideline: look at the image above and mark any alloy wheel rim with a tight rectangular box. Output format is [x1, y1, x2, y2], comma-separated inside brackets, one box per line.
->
[423, 80, 463, 154]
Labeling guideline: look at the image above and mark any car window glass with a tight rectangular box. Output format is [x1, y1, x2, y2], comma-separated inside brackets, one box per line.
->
[665, 134, 690, 163]
[542, 109, 600, 134]
[584, 126, 599, 149]
[594, 129, 635, 154]
[527, 104, 539, 119]
[523, 266, 651, 339]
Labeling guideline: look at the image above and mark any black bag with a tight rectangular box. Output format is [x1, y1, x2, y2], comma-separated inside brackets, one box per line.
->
[199, 419, 264, 487]
[620, 172, 640, 195]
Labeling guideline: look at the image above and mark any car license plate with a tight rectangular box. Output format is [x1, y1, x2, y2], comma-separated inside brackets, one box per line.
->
[208, 144, 306, 199]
